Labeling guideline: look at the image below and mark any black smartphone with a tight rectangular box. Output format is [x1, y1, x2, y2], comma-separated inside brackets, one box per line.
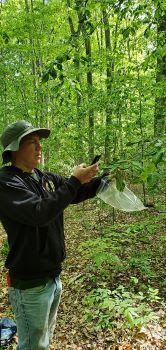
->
[91, 155, 101, 165]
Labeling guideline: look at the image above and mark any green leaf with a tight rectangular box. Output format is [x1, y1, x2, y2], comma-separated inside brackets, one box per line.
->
[140, 163, 156, 182]
[116, 175, 125, 192]
[49, 67, 57, 79]
[124, 309, 135, 327]
[57, 63, 63, 70]
[122, 27, 130, 39]
[106, 163, 119, 171]
[92, 252, 109, 267]
[130, 276, 139, 285]
[55, 55, 63, 63]
[59, 73, 64, 81]
[80, 56, 89, 64]
[126, 141, 140, 146]
[157, 44, 166, 58]
[131, 161, 143, 170]
[2, 32, 9, 44]
[144, 27, 151, 38]
[147, 173, 159, 188]
[42, 71, 49, 83]
[154, 151, 164, 166]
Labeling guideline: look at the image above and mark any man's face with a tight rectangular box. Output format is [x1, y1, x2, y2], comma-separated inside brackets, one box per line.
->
[12, 133, 42, 171]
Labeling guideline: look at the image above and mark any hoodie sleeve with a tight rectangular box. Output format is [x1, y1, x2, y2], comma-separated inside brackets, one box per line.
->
[47, 171, 102, 204]
[70, 176, 102, 203]
[0, 175, 81, 227]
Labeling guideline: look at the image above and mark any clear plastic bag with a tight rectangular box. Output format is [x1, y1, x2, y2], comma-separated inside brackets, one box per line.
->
[97, 178, 146, 212]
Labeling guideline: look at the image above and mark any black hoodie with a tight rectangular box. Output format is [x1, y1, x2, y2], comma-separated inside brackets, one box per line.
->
[0, 166, 101, 288]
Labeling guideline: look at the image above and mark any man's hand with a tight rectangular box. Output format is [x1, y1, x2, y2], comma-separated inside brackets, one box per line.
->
[73, 163, 99, 184]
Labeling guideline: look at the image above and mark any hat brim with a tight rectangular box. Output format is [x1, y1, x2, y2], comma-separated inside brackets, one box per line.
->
[2, 127, 50, 164]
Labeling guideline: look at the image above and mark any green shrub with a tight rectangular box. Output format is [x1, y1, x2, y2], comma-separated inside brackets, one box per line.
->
[83, 284, 159, 331]
[79, 237, 123, 269]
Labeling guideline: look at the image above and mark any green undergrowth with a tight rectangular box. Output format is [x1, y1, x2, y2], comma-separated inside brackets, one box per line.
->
[82, 284, 161, 331]
[78, 213, 166, 331]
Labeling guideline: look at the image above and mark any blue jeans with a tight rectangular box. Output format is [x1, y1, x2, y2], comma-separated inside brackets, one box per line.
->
[9, 276, 62, 350]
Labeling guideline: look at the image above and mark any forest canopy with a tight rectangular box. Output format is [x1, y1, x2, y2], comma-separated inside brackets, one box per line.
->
[0, 0, 165, 189]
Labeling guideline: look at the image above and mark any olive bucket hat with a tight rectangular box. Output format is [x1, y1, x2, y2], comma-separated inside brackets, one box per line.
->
[1, 120, 50, 164]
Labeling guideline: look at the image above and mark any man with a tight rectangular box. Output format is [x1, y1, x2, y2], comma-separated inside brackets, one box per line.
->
[0, 120, 102, 350]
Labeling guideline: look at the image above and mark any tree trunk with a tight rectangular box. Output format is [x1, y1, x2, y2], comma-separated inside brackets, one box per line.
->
[102, 9, 113, 165]
[154, 14, 166, 136]
[76, 0, 94, 162]
[84, 35, 94, 163]
[24, 0, 39, 125]
[67, 0, 84, 163]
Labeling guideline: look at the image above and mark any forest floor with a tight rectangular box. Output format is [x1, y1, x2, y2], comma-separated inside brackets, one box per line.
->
[0, 197, 166, 350]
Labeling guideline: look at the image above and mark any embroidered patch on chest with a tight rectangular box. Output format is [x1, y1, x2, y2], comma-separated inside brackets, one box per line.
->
[44, 180, 55, 192]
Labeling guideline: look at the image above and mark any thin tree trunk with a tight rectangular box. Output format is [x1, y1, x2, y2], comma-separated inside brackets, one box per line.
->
[96, 28, 101, 50]
[84, 36, 94, 162]
[137, 69, 146, 205]
[67, 0, 84, 163]
[0, 0, 8, 124]
[4, 81, 8, 124]
[24, 0, 39, 125]
[103, 9, 113, 165]
[24, 0, 49, 168]
[154, 14, 166, 136]
[100, 26, 103, 50]
[76, 0, 94, 162]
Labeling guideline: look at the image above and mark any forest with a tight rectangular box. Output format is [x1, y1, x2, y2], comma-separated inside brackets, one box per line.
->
[0, 0, 165, 349]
